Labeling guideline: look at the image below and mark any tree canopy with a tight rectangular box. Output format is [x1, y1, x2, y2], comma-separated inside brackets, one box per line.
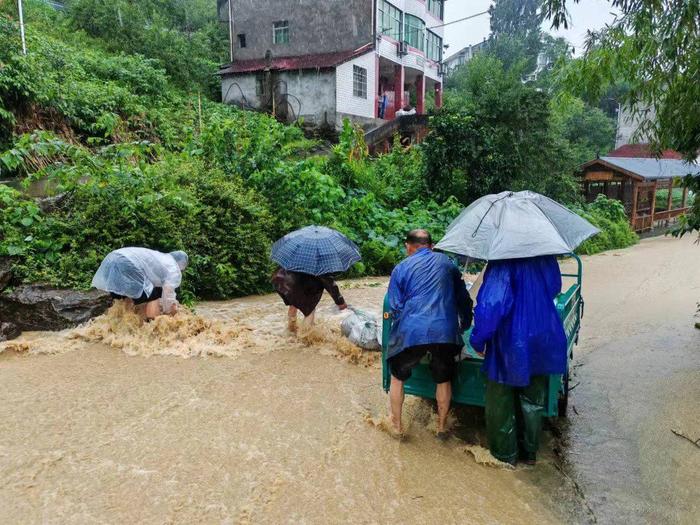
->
[543, 0, 700, 161]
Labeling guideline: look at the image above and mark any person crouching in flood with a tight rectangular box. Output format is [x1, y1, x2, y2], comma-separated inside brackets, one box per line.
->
[92, 247, 188, 320]
[272, 268, 348, 331]
[387, 229, 473, 439]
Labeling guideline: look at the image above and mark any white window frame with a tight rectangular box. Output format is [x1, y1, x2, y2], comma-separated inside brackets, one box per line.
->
[378, 0, 402, 41]
[273, 21, 289, 45]
[353, 65, 368, 99]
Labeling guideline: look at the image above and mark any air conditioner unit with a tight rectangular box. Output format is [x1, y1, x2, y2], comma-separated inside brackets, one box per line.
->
[397, 41, 408, 56]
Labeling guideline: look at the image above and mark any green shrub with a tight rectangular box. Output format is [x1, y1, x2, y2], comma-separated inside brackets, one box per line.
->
[0, 139, 276, 299]
[574, 195, 638, 255]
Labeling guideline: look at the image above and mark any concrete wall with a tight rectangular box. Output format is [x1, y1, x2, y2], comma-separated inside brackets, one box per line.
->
[222, 69, 336, 127]
[221, 74, 261, 108]
[221, 0, 374, 61]
[616, 105, 654, 148]
[336, 52, 377, 120]
[280, 69, 336, 126]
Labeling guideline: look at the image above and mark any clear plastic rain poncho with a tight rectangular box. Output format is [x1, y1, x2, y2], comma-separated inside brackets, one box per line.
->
[92, 248, 188, 311]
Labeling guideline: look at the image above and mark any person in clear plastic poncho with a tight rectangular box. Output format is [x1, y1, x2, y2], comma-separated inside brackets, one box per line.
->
[92, 247, 188, 319]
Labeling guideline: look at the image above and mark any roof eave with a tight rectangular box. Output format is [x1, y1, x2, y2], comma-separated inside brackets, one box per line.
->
[579, 159, 646, 182]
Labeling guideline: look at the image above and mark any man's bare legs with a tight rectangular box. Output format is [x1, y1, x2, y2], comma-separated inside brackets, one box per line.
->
[389, 375, 405, 434]
[287, 306, 298, 332]
[435, 381, 452, 434]
[303, 310, 315, 327]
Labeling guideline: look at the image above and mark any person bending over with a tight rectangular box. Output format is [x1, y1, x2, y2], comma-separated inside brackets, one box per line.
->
[387, 229, 472, 439]
[92, 247, 188, 320]
[272, 268, 347, 331]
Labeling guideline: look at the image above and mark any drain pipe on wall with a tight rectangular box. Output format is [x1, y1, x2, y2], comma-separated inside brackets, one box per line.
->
[227, 0, 234, 62]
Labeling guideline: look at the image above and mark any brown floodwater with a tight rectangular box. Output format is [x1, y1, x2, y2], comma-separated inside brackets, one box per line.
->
[1, 236, 698, 524]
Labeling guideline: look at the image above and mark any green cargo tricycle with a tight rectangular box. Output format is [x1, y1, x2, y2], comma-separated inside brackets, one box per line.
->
[381, 253, 584, 417]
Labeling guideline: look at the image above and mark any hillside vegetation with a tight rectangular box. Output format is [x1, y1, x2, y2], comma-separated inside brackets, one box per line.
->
[0, 1, 637, 300]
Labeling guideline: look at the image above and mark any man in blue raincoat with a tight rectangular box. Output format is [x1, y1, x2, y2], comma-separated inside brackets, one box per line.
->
[387, 230, 472, 438]
[470, 255, 567, 465]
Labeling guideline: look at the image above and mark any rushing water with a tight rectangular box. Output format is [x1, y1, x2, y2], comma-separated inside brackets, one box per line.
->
[0, 278, 587, 524]
[1, 237, 698, 524]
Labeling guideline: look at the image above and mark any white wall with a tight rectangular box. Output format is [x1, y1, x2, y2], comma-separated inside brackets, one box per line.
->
[336, 52, 377, 119]
[221, 74, 260, 108]
[279, 69, 336, 126]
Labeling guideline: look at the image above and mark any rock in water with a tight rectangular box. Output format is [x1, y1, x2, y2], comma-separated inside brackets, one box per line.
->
[0, 322, 21, 341]
[0, 285, 113, 332]
[0, 257, 12, 292]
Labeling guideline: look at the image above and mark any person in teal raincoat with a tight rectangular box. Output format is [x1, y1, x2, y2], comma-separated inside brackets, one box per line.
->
[470, 255, 567, 465]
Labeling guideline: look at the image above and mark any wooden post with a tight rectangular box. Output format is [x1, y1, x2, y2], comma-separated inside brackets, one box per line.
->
[666, 179, 673, 211]
[650, 181, 658, 230]
[682, 186, 689, 209]
[631, 181, 639, 229]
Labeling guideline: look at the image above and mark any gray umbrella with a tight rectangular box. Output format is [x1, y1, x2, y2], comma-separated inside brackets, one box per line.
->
[271, 226, 361, 276]
[435, 191, 600, 260]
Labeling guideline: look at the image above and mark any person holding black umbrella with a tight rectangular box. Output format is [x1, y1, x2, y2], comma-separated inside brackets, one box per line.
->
[271, 226, 359, 331]
[272, 269, 347, 330]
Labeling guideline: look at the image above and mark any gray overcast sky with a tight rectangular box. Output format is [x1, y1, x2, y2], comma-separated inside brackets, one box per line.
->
[443, 0, 619, 59]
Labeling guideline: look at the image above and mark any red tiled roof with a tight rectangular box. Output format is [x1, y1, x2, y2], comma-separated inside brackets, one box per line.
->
[606, 143, 684, 160]
[219, 44, 374, 75]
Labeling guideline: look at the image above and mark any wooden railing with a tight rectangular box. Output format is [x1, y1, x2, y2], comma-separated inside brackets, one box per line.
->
[632, 206, 689, 232]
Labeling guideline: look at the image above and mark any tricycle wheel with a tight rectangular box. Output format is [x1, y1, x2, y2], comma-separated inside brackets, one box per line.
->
[558, 371, 569, 418]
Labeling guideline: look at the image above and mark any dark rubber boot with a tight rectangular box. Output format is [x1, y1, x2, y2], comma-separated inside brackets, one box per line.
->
[485, 380, 518, 464]
[518, 375, 548, 461]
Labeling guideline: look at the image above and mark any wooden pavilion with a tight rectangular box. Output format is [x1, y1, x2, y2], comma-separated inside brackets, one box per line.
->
[579, 144, 700, 232]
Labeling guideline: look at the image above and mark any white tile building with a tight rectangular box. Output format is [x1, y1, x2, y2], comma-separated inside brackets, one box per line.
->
[218, 0, 445, 130]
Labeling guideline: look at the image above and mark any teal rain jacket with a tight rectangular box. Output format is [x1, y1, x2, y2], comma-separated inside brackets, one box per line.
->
[388, 248, 472, 358]
[469, 255, 567, 387]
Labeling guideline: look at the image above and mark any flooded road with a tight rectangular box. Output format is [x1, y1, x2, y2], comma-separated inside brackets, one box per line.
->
[559, 235, 700, 524]
[1, 235, 698, 524]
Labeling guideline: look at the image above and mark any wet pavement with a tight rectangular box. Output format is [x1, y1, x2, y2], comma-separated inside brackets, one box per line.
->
[557, 236, 700, 524]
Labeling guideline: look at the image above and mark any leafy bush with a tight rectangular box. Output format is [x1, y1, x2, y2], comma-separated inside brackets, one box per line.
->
[573, 195, 638, 255]
[65, 0, 226, 96]
[0, 138, 276, 299]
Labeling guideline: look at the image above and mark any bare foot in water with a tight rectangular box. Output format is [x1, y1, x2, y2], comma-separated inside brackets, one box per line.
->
[287, 317, 297, 333]
[389, 416, 404, 440]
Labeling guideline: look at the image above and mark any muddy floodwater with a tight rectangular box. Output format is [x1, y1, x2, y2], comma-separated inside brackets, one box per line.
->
[1, 236, 699, 524]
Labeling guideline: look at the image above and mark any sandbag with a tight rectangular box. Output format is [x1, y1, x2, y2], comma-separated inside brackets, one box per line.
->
[341, 308, 381, 351]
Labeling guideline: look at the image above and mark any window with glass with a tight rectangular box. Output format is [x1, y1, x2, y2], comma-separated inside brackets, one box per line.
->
[378, 0, 402, 40]
[426, 31, 442, 62]
[273, 21, 289, 45]
[353, 65, 367, 99]
[427, 0, 444, 20]
[404, 14, 425, 51]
